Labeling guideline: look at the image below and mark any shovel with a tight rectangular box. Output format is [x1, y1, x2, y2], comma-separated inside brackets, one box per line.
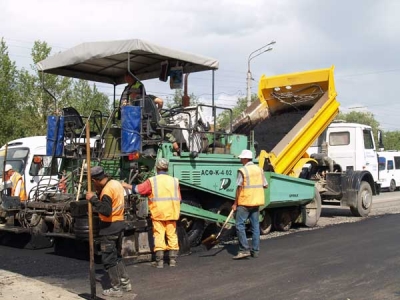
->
[202, 209, 235, 250]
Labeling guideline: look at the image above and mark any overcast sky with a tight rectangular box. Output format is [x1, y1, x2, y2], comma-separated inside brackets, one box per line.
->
[1, 0, 400, 130]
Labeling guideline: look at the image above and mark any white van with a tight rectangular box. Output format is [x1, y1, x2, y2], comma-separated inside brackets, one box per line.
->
[0, 136, 60, 200]
[377, 151, 400, 192]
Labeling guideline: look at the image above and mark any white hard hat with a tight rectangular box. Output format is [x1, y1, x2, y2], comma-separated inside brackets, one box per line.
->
[4, 164, 13, 172]
[238, 149, 253, 159]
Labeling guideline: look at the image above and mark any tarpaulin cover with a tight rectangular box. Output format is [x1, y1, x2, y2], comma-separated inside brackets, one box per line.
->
[121, 106, 141, 153]
[46, 116, 65, 156]
[36, 39, 219, 85]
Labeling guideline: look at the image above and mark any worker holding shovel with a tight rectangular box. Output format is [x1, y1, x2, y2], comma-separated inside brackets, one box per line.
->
[232, 149, 268, 260]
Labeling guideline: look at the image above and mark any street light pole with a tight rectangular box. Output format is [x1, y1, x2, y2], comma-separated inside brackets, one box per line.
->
[247, 41, 276, 107]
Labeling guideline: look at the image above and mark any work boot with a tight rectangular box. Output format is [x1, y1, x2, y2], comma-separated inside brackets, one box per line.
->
[152, 250, 164, 268]
[169, 250, 178, 267]
[103, 265, 123, 297]
[117, 262, 132, 292]
[232, 251, 251, 260]
[250, 250, 259, 258]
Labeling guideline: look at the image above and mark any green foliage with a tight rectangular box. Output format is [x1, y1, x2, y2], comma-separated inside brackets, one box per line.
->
[0, 38, 22, 145]
[336, 111, 380, 130]
[382, 131, 400, 151]
[0, 38, 111, 146]
[69, 80, 110, 117]
[336, 110, 400, 150]
[217, 94, 257, 129]
[165, 89, 201, 108]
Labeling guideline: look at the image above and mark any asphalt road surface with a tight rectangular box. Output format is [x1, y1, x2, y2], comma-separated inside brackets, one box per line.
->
[1, 192, 400, 300]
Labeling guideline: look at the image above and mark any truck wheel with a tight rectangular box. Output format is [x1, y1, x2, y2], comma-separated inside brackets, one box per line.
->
[389, 179, 396, 192]
[273, 210, 292, 231]
[350, 181, 373, 217]
[301, 188, 322, 227]
[180, 200, 205, 247]
[259, 209, 272, 235]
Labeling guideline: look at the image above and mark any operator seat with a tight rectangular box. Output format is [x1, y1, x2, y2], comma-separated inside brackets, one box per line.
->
[62, 107, 84, 137]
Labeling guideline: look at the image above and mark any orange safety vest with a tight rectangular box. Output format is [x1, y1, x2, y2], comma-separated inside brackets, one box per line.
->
[99, 180, 125, 223]
[11, 172, 27, 201]
[148, 174, 181, 221]
[237, 164, 265, 206]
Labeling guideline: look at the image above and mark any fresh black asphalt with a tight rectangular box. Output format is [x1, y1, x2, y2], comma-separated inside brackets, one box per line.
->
[1, 214, 400, 300]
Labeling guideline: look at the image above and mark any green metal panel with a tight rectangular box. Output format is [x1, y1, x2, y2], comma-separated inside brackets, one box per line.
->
[224, 134, 249, 157]
[171, 154, 242, 200]
[263, 172, 315, 209]
[180, 202, 235, 225]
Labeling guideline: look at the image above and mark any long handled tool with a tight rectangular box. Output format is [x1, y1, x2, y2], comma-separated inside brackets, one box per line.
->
[75, 159, 86, 201]
[2, 143, 8, 183]
[202, 209, 235, 251]
[85, 122, 96, 299]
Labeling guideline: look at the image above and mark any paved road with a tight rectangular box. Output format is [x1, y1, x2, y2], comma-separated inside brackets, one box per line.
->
[1, 191, 400, 300]
[121, 214, 400, 300]
[1, 214, 400, 299]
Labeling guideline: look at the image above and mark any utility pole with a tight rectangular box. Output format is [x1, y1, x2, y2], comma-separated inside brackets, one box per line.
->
[247, 41, 276, 107]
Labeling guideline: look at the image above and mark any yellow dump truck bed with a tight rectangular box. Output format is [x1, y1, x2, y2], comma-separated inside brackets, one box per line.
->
[232, 66, 339, 176]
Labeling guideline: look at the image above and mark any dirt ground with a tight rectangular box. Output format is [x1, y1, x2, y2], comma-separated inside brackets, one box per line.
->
[0, 269, 83, 300]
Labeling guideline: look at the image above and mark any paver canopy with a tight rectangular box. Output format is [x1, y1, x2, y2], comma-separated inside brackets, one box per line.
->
[37, 39, 219, 85]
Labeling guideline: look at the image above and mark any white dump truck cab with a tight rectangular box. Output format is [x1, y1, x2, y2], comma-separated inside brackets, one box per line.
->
[306, 121, 379, 216]
[0, 136, 60, 200]
[309, 122, 378, 180]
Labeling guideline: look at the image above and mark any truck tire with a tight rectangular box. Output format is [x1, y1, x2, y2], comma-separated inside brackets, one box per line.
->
[273, 210, 292, 231]
[301, 188, 322, 227]
[350, 181, 373, 217]
[180, 200, 205, 247]
[259, 209, 272, 235]
[389, 179, 396, 192]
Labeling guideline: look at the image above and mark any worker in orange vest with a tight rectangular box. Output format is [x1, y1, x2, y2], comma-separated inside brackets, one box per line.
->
[122, 158, 181, 268]
[232, 149, 268, 260]
[86, 166, 132, 297]
[4, 164, 27, 201]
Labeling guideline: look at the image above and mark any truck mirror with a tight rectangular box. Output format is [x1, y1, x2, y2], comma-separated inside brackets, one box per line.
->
[30, 163, 40, 176]
[377, 130, 384, 150]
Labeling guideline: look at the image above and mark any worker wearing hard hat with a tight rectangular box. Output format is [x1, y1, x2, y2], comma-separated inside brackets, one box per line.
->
[3, 164, 27, 201]
[122, 158, 181, 268]
[232, 149, 268, 259]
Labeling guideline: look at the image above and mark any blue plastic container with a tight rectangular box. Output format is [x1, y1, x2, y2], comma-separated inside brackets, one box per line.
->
[121, 106, 141, 153]
[46, 116, 65, 156]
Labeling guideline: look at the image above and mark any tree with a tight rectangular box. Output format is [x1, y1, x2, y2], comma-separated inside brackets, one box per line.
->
[69, 80, 110, 117]
[165, 89, 201, 108]
[336, 111, 380, 129]
[14, 41, 110, 138]
[217, 94, 258, 130]
[0, 38, 22, 145]
[14, 41, 74, 137]
[382, 131, 400, 151]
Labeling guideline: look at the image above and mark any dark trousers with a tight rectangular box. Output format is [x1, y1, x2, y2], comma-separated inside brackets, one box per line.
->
[100, 232, 123, 270]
